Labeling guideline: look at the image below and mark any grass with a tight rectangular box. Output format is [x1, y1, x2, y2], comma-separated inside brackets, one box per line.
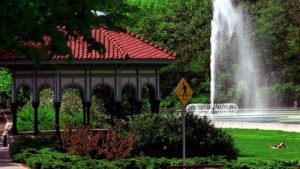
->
[223, 128, 300, 161]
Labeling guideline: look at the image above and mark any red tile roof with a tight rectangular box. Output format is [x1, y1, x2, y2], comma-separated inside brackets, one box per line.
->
[0, 27, 176, 60]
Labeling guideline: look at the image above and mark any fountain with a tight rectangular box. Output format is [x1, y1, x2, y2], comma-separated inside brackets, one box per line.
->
[189, 0, 270, 115]
[187, 0, 300, 132]
[210, 0, 268, 109]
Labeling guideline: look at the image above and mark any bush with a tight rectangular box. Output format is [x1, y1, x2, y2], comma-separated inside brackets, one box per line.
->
[17, 105, 55, 131]
[9, 137, 59, 158]
[17, 88, 55, 132]
[61, 124, 135, 159]
[126, 111, 239, 159]
[17, 87, 110, 132]
[60, 88, 84, 127]
[12, 147, 298, 169]
[60, 88, 110, 128]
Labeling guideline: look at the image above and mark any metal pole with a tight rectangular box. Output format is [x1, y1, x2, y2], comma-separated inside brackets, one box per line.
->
[182, 108, 186, 165]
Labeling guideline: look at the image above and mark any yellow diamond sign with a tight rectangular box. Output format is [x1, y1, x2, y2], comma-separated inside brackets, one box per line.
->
[175, 78, 193, 107]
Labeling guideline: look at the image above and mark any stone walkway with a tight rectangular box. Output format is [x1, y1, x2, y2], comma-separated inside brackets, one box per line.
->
[213, 121, 300, 133]
[0, 113, 26, 169]
[0, 147, 26, 169]
[209, 109, 300, 132]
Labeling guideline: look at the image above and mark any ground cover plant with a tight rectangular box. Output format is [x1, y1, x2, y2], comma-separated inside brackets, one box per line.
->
[9, 128, 300, 168]
[11, 147, 298, 169]
[223, 128, 300, 161]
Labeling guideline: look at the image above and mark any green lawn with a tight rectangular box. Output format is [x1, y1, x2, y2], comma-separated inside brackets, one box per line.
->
[223, 128, 300, 161]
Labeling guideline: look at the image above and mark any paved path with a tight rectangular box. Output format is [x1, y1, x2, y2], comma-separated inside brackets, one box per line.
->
[0, 114, 26, 169]
[0, 147, 26, 169]
[208, 109, 300, 132]
[213, 121, 300, 133]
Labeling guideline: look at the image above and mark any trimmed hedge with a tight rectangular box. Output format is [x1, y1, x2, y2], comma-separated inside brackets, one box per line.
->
[12, 148, 298, 169]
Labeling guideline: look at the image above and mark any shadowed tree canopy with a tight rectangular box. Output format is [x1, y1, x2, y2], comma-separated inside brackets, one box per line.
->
[0, 0, 132, 63]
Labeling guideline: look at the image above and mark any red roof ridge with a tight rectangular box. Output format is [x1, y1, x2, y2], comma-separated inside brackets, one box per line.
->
[92, 27, 176, 57]
[125, 30, 176, 58]
[1, 27, 176, 61]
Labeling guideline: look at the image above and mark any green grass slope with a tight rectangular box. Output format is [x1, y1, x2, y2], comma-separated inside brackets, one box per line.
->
[223, 128, 300, 161]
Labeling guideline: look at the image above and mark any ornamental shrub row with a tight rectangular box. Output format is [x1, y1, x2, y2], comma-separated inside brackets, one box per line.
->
[13, 148, 298, 169]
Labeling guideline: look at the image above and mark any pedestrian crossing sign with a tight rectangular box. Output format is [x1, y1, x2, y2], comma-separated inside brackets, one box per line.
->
[175, 78, 193, 107]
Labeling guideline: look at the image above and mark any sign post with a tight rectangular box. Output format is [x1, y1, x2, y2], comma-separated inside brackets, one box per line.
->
[175, 78, 193, 165]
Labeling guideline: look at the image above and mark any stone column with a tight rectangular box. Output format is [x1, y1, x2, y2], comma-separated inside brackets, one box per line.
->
[108, 99, 114, 125]
[110, 112, 114, 125]
[11, 102, 18, 135]
[151, 100, 160, 114]
[129, 98, 134, 117]
[32, 102, 40, 135]
[82, 101, 87, 125]
[85, 102, 91, 126]
[54, 102, 61, 136]
[114, 102, 122, 119]
[135, 101, 142, 114]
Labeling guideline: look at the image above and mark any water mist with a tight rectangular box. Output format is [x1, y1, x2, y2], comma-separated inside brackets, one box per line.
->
[210, 0, 268, 109]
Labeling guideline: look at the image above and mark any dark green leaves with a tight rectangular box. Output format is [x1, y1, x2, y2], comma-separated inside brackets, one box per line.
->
[0, 0, 131, 61]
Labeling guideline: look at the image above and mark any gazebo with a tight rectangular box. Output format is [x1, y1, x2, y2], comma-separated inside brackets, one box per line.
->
[0, 27, 176, 135]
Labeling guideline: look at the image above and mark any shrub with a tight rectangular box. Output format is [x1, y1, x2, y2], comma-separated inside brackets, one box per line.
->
[60, 88, 110, 128]
[126, 111, 239, 159]
[98, 123, 135, 159]
[90, 95, 110, 128]
[61, 123, 135, 159]
[61, 126, 100, 156]
[60, 88, 84, 127]
[12, 147, 299, 169]
[17, 87, 110, 132]
[185, 113, 238, 159]
[9, 137, 59, 158]
[17, 88, 55, 132]
[17, 105, 55, 132]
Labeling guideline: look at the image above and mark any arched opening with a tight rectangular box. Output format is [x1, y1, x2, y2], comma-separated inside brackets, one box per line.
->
[91, 84, 114, 127]
[121, 84, 136, 119]
[38, 86, 55, 131]
[141, 84, 156, 113]
[0, 67, 11, 109]
[16, 85, 33, 132]
[60, 86, 84, 128]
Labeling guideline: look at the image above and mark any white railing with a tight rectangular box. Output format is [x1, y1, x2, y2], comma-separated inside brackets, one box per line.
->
[186, 103, 239, 115]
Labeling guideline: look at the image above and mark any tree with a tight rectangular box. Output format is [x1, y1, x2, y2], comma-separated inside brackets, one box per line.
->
[126, 0, 299, 107]
[126, 0, 212, 106]
[0, 0, 131, 63]
[248, 0, 300, 106]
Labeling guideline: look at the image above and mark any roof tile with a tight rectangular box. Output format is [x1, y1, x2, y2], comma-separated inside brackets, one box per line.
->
[0, 27, 176, 60]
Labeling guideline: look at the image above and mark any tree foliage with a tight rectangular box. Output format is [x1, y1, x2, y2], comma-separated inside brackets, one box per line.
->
[248, 0, 300, 106]
[126, 0, 300, 107]
[0, 0, 298, 107]
[0, 0, 131, 63]
[126, 0, 212, 106]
